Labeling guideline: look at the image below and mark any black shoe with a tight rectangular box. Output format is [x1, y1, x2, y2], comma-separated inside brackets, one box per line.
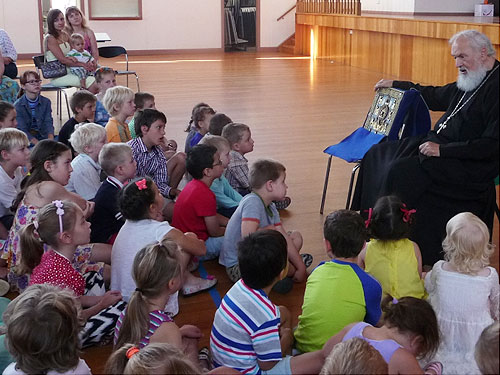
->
[274, 197, 291, 210]
[301, 253, 313, 268]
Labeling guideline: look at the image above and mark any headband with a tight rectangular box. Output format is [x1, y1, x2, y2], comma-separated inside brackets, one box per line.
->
[52, 200, 65, 233]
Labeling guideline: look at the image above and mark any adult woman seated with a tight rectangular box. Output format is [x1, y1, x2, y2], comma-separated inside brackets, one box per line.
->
[44, 9, 98, 93]
[64, 6, 99, 64]
[0, 49, 19, 104]
[0, 28, 18, 79]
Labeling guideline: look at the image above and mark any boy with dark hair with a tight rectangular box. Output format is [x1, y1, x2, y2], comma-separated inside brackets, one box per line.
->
[208, 113, 232, 136]
[221, 159, 309, 288]
[128, 108, 185, 221]
[294, 210, 382, 353]
[90, 143, 136, 243]
[211, 229, 337, 375]
[172, 144, 226, 260]
[57, 90, 96, 155]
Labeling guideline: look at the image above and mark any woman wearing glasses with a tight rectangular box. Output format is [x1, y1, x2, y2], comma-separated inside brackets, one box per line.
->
[14, 71, 54, 145]
[44, 9, 98, 93]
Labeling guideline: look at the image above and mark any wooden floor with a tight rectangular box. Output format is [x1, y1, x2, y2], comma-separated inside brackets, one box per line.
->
[17, 51, 499, 373]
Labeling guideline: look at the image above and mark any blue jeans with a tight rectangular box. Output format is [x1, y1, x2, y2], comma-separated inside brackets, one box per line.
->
[201, 236, 224, 261]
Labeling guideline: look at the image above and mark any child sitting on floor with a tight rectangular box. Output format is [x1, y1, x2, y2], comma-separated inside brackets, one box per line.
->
[14, 71, 54, 146]
[94, 67, 116, 126]
[184, 104, 215, 153]
[327, 296, 442, 374]
[114, 240, 203, 369]
[425, 212, 499, 374]
[320, 337, 388, 375]
[58, 90, 96, 155]
[475, 322, 499, 375]
[90, 143, 136, 244]
[111, 177, 215, 305]
[66, 33, 95, 90]
[172, 144, 226, 262]
[20, 200, 125, 347]
[2, 284, 92, 375]
[0, 101, 17, 129]
[211, 229, 339, 375]
[65, 123, 107, 200]
[358, 195, 425, 299]
[200, 135, 242, 218]
[0, 129, 29, 241]
[103, 86, 135, 143]
[221, 159, 308, 289]
[294, 209, 382, 353]
[208, 112, 232, 136]
[128, 108, 185, 221]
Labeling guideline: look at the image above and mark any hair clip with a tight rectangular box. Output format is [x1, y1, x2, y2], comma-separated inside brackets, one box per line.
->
[33, 219, 39, 229]
[126, 346, 140, 359]
[135, 179, 147, 191]
[392, 297, 398, 304]
[364, 208, 373, 228]
[400, 204, 416, 223]
[52, 200, 65, 233]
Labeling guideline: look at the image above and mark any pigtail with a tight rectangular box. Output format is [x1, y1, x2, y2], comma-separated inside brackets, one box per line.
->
[19, 223, 45, 274]
[105, 343, 132, 374]
[114, 290, 150, 350]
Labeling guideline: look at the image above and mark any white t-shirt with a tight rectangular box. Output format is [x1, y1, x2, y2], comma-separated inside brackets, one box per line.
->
[0, 166, 23, 217]
[3, 359, 91, 375]
[111, 219, 177, 310]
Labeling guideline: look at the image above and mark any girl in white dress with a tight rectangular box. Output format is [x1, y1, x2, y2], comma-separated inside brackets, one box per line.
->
[425, 212, 499, 375]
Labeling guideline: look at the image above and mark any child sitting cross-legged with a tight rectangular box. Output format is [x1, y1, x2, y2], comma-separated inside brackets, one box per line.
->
[211, 230, 339, 375]
[58, 90, 96, 156]
[0, 129, 29, 241]
[65, 123, 107, 200]
[221, 159, 309, 290]
[200, 135, 242, 218]
[294, 210, 382, 353]
[184, 103, 215, 153]
[475, 322, 499, 375]
[89, 143, 136, 244]
[129, 108, 185, 221]
[111, 177, 216, 307]
[94, 67, 116, 126]
[20, 200, 125, 347]
[208, 112, 232, 136]
[358, 195, 426, 299]
[172, 144, 226, 264]
[103, 86, 135, 143]
[2, 284, 92, 375]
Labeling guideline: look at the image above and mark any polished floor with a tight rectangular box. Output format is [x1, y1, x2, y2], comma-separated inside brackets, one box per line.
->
[16, 51, 499, 373]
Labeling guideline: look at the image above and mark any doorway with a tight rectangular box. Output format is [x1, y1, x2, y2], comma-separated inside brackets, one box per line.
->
[223, 0, 258, 51]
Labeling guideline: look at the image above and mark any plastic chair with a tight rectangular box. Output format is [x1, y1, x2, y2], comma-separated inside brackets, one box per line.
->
[98, 46, 140, 91]
[32, 55, 71, 121]
[319, 88, 431, 214]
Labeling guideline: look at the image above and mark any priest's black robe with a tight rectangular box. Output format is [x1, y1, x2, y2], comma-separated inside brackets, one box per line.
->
[351, 60, 499, 265]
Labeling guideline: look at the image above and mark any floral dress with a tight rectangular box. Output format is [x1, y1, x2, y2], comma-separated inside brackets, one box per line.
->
[1, 199, 101, 292]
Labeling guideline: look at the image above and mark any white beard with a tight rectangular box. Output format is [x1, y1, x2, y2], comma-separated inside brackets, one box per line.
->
[456, 65, 487, 92]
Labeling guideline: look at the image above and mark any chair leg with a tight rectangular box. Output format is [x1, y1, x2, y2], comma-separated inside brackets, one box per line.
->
[61, 89, 70, 119]
[135, 74, 140, 92]
[57, 90, 62, 121]
[320, 156, 332, 215]
[345, 163, 361, 210]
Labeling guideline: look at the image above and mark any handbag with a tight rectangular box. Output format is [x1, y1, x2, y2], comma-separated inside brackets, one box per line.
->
[40, 59, 67, 79]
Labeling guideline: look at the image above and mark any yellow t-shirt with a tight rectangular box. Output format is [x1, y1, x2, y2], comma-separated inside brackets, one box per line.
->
[365, 238, 426, 299]
[105, 117, 131, 143]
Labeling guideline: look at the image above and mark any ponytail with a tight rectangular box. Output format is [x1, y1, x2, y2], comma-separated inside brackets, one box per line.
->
[19, 223, 44, 274]
[114, 289, 150, 350]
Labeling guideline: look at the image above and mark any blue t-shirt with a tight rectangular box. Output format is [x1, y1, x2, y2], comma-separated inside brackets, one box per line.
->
[220, 193, 281, 268]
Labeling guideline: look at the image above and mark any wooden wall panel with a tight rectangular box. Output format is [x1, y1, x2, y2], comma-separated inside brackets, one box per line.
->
[296, 13, 500, 84]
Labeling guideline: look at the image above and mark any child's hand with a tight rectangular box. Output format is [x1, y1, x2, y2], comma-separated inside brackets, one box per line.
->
[83, 201, 95, 219]
[99, 290, 122, 309]
[179, 324, 202, 339]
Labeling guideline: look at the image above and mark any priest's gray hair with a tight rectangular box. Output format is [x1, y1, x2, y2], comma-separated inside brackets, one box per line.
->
[449, 30, 495, 57]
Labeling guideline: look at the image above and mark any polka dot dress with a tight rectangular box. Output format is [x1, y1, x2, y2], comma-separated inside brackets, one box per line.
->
[29, 249, 85, 296]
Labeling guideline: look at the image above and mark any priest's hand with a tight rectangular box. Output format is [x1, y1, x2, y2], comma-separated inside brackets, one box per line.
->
[374, 79, 393, 90]
[419, 141, 440, 157]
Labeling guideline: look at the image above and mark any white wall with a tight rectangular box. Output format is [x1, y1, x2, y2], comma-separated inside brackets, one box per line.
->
[361, 0, 415, 13]
[414, 0, 479, 13]
[260, 0, 296, 48]
[0, 0, 41, 55]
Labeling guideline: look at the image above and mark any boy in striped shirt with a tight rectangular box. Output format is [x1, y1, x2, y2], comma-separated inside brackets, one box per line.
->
[210, 230, 336, 374]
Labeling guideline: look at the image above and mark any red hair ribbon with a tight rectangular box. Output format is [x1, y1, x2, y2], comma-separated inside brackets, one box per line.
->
[400, 204, 416, 223]
[126, 346, 140, 359]
[135, 178, 147, 191]
[364, 208, 373, 228]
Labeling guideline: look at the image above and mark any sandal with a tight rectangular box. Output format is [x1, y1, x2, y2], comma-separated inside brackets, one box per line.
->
[182, 277, 217, 297]
[199, 347, 212, 371]
[274, 196, 291, 210]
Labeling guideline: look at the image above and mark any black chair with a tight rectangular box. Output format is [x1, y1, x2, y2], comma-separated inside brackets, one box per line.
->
[32, 55, 71, 121]
[98, 46, 140, 91]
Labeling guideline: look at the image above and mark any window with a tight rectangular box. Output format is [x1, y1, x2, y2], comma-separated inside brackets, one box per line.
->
[88, 0, 142, 20]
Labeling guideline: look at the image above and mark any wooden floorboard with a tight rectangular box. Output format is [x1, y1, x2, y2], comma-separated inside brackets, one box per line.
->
[16, 51, 499, 373]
